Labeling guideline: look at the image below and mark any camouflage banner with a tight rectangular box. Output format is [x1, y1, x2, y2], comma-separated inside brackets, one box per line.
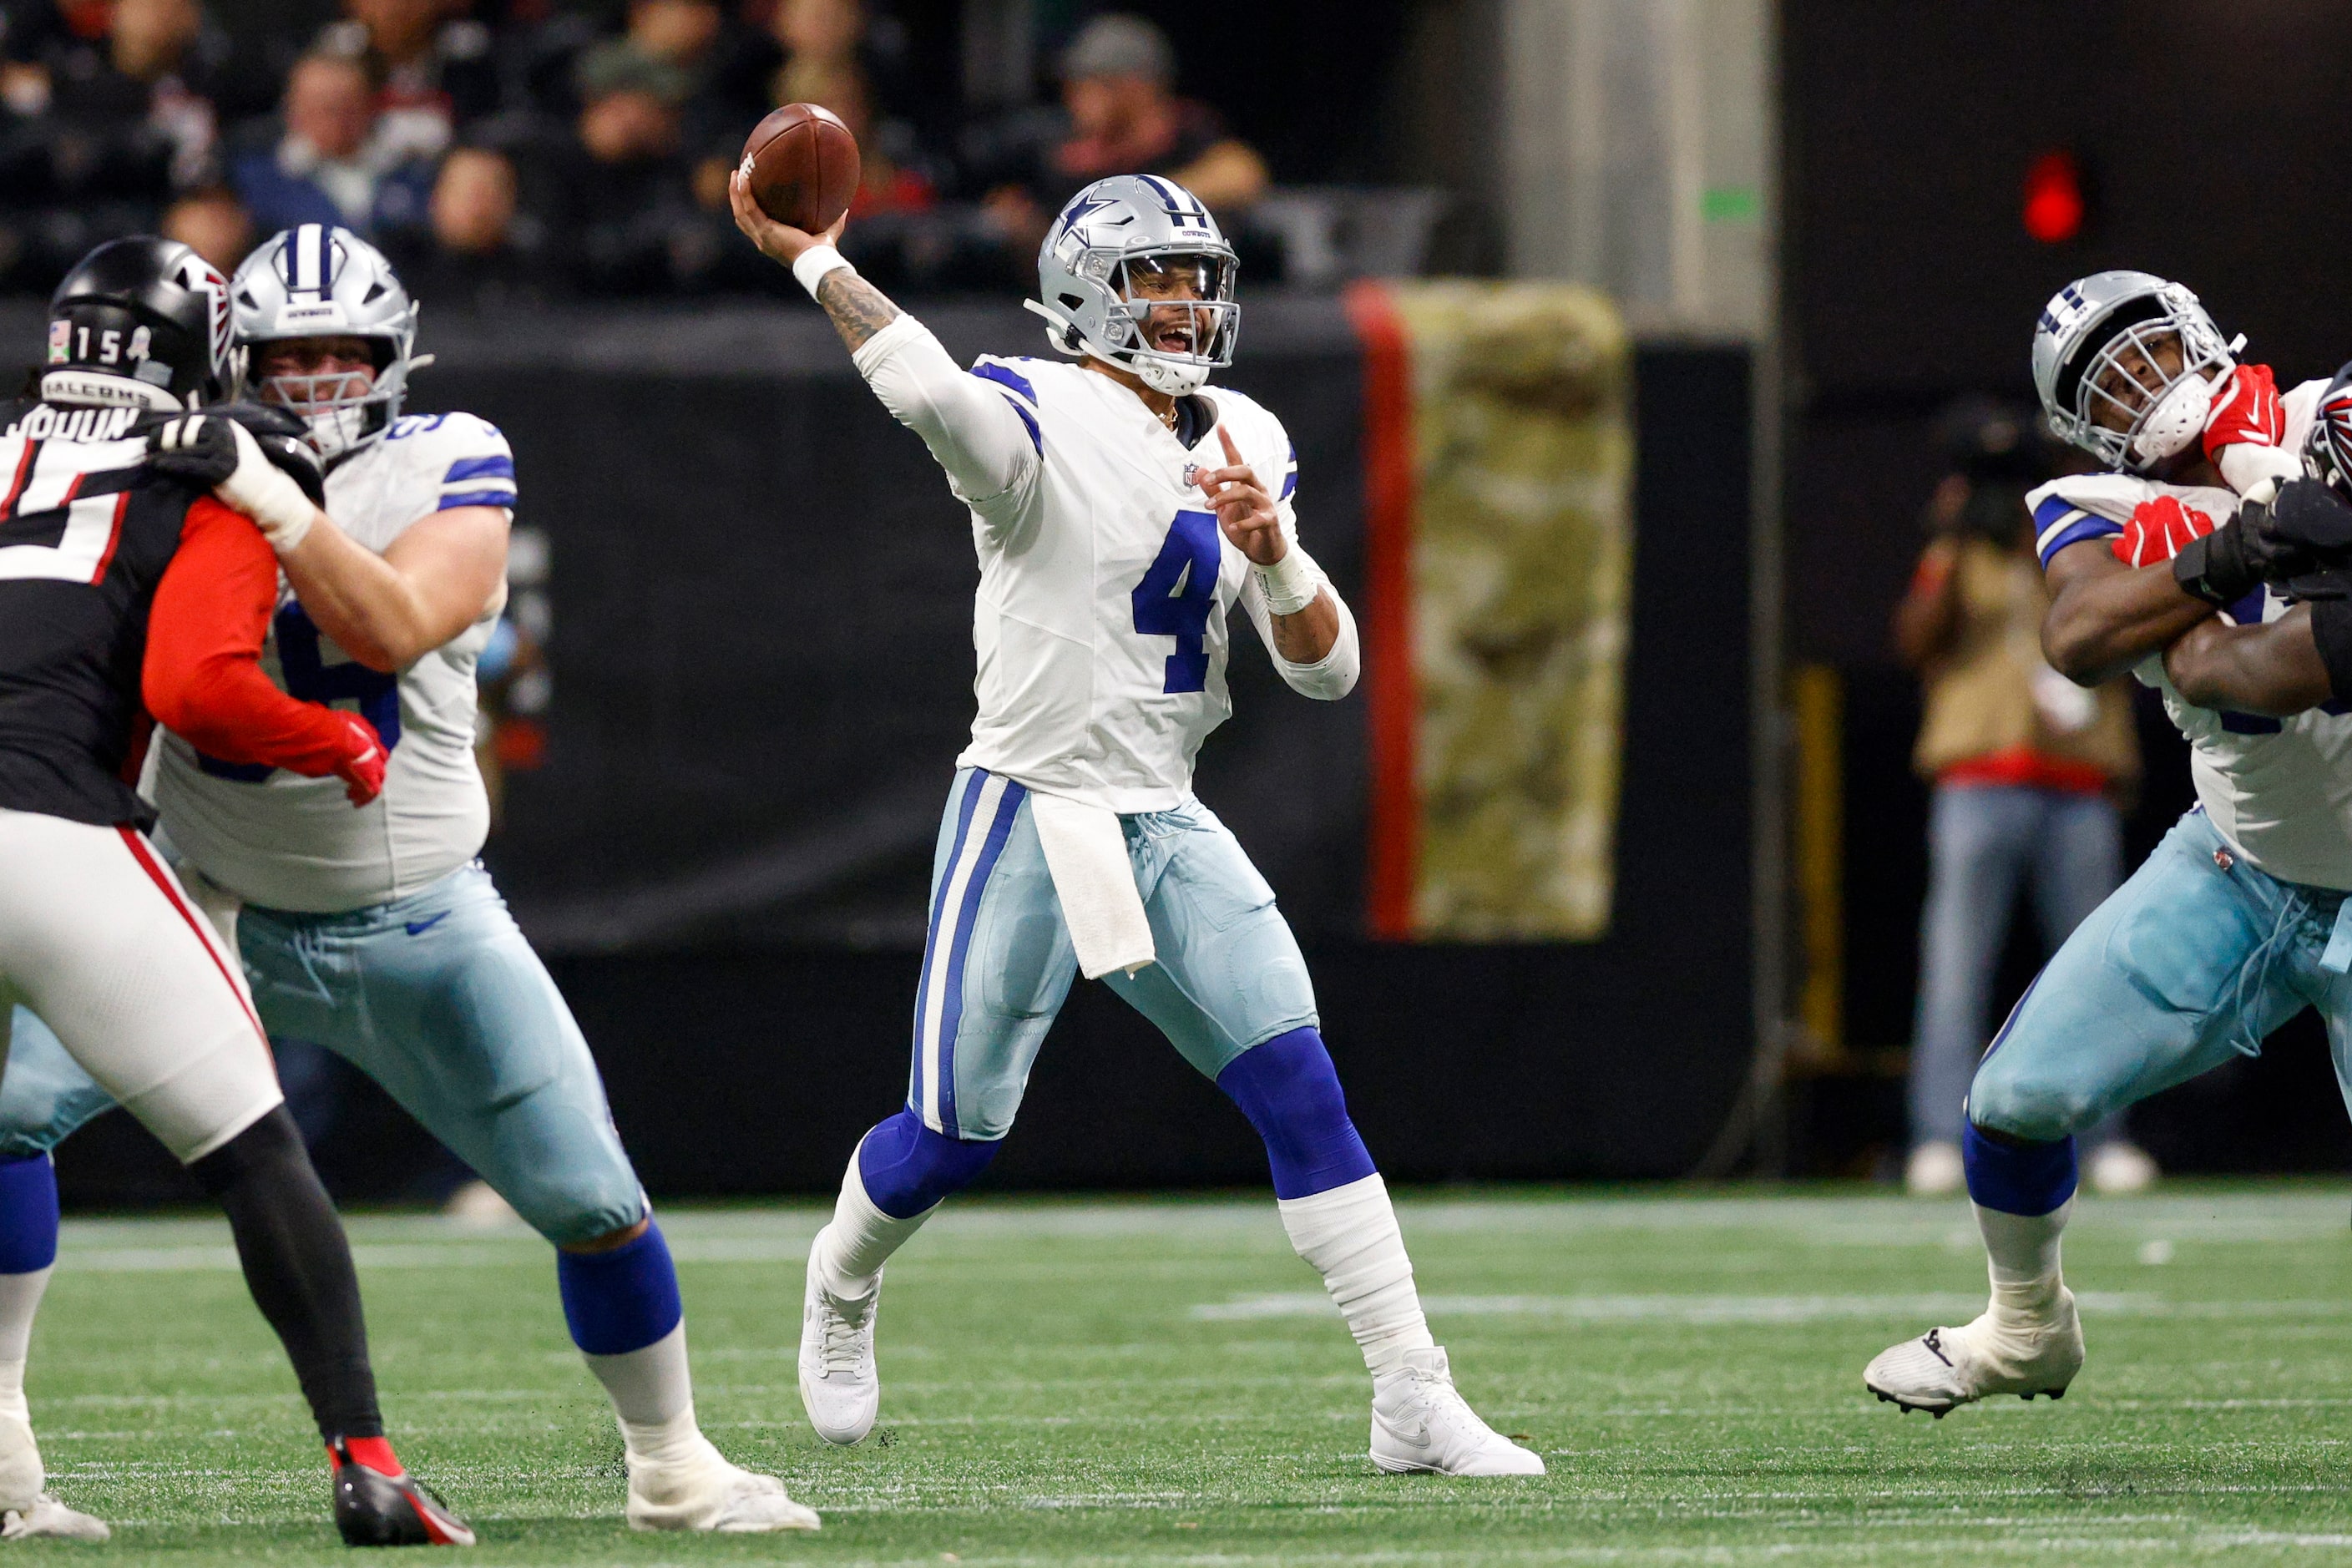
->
[1353, 281, 1635, 941]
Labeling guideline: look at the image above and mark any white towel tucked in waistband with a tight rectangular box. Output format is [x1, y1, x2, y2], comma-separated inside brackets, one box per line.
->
[1029, 792, 1156, 979]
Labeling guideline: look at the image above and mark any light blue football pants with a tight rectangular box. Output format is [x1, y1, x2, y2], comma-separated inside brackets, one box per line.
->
[912, 767, 1319, 1140]
[0, 862, 645, 1246]
[1970, 807, 2352, 1142]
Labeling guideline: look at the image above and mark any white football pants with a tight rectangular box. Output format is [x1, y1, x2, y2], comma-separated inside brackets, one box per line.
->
[0, 807, 280, 1162]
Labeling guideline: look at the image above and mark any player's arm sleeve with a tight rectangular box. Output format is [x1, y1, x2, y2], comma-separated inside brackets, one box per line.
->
[142, 497, 364, 776]
[1240, 524, 1361, 701]
[435, 417, 518, 515]
[851, 315, 1039, 522]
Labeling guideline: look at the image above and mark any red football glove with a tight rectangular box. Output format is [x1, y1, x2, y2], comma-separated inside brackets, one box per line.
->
[330, 711, 387, 806]
[2112, 495, 2218, 567]
[2203, 363, 2285, 461]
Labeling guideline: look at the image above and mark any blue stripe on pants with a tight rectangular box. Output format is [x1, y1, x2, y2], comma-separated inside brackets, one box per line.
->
[909, 772, 987, 1120]
[913, 772, 1025, 1133]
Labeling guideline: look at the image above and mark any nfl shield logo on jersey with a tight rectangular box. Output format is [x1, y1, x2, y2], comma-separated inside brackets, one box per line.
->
[1182, 462, 1201, 489]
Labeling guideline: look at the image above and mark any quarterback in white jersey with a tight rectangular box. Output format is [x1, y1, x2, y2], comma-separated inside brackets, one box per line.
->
[0, 225, 818, 1534]
[731, 169, 1541, 1477]
[1865, 271, 2352, 1423]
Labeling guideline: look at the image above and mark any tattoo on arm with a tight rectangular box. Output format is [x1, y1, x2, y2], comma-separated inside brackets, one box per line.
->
[816, 271, 902, 352]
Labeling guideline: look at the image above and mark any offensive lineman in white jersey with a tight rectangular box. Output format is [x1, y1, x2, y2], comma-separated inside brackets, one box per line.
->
[1864, 271, 2352, 1417]
[730, 169, 1542, 1476]
[0, 225, 819, 1534]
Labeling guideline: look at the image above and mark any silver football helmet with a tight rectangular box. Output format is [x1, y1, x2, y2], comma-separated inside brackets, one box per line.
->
[2032, 270, 2238, 473]
[231, 223, 422, 462]
[1025, 175, 1238, 397]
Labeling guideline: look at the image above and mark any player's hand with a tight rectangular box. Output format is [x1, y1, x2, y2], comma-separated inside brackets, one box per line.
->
[2203, 363, 2285, 460]
[2177, 480, 2352, 605]
[2113, 495, 2218, 567]
[727, 169, 848, 267]
[149, 413, 321, 549]
[328, 711, 387, 807]
[1201, 425, 1282, 564]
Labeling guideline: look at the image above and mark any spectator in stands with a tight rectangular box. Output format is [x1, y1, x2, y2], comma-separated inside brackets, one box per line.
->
[162, 185, 253, 272]
[546, 42, 713, 293]
[965, 13, 1267, 263]
[387, 142, 552, 308]
[1891, 398, 2156, 1198]
[230, 50, 435, 236]
[0, 0, 237, 287]
[314, 0, 500, 154]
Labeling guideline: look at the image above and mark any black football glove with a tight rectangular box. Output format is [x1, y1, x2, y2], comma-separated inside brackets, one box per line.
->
[141, 403, 326, 508]
[2173, 479, 2352, 607]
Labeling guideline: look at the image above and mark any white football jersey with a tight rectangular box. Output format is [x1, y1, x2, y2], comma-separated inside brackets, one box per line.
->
[152, 411, 511, 912]
[2030, 434, 2352, 891]
[953, 357, 1306, 812]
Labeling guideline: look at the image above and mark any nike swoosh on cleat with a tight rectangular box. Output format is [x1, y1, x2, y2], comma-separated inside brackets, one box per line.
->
[404, 912, 451, 936]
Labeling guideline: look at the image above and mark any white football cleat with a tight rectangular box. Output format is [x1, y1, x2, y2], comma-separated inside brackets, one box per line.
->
[0, 1412, 38, 1520]
[1369, 1348, 1545, 1476]
[798, 1232, 880, 1446]
[625, 1435, 818, 1533]
[1, 1494, 109, 1541]
[1864, 1289, 2084, 1417]
[1904, 1141, 1965, 1197]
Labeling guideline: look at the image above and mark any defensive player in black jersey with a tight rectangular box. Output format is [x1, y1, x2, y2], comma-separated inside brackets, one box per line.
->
[0, 238, 469, 1546]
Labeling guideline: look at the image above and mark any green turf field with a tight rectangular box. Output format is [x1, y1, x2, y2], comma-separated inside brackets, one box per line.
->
[22, 1185, 2352, 1565]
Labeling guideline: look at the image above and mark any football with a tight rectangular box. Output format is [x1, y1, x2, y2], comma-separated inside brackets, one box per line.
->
[740, 103, 861, 233]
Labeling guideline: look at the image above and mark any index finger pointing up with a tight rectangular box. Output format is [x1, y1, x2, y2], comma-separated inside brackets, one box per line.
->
[1216, 423, 1244, 468]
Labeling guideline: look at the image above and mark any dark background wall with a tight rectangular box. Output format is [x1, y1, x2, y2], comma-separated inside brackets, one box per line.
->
[18, 295, 1758, 1206]
[1783, 0, 2352, 1171]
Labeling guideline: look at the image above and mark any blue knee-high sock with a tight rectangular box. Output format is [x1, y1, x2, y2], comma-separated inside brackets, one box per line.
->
[1963, 1122, 2077, 1216]
[557, 1220, 682, 1358]
[857, 1109, 1000, 1220]
[0, 1155, 58, 1280]
[1215, 1028, 1378, 1200]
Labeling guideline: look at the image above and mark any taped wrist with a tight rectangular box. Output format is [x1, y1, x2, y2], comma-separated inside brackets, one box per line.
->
[2312, 598, 2352, 705]
[2173, 520, 2258, 607]
[793, 244, 852, 299]
[1252, 547, 1322, 616]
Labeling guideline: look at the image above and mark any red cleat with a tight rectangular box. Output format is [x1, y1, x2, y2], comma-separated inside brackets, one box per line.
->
[330, 1438, 474, 1547]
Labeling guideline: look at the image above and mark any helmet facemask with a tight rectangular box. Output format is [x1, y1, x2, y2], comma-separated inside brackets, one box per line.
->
[1091, 251, 1238, 396]
[247, 334, 406, 461]
[2051, 286, 2235, 473]
[1030, 176, 1242, 398]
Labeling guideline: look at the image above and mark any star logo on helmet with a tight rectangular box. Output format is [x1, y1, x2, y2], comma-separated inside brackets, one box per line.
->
[1059, 192, 1119, 234]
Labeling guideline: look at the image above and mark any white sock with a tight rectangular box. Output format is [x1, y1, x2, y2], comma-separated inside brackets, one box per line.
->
[584, 1321, 695, 1434]
[1976, 1198, 2070, 1323]
[0, 1267, 52, 1426]
[815, 1157, 932, 1299]
[1277, 1173, 1435, 1378]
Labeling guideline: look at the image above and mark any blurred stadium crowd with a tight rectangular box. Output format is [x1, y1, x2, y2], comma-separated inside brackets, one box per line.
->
[0, 0, 1276, 300]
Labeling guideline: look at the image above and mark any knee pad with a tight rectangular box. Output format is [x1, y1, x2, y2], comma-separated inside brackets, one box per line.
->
[1964, 1121, 2077, 1216]
[1215, 1027, 1378, 1200]
[1968, 1050, 2096, 1146]
[857, 1108, 999, 1219]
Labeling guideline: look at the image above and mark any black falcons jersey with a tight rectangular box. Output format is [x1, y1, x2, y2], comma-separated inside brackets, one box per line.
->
[0, 396, 210, 828]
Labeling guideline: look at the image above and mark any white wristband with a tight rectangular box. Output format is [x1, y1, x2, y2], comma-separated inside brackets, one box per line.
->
[1252, 549, 1321, 617]
[793, 245, 852, 299]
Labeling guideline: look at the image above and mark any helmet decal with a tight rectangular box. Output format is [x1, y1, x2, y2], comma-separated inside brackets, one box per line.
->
[234, 225, 421, 462]
[1028, 174, 1240, 397]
